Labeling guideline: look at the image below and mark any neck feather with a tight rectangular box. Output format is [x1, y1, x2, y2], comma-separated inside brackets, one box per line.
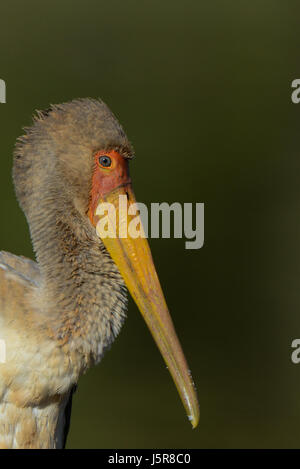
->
[29, 190, 127, 368]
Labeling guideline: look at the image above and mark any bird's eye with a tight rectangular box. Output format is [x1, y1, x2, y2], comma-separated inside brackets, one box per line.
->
[98, 155, 112, 168]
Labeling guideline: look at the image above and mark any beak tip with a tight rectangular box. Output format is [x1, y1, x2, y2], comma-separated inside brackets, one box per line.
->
[188, 394, 200, 430]
[189, 409, 200, 429]
[191, 419, 199, 429]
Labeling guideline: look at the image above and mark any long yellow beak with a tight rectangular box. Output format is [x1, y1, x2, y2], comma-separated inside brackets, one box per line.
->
[92, 183, 199, 428]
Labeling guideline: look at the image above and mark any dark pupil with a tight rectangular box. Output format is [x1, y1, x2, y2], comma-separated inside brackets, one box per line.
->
[99, 155, 111, 167]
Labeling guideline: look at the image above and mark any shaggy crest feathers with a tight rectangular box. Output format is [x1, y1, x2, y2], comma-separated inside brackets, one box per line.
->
[13, 98, 134, 215]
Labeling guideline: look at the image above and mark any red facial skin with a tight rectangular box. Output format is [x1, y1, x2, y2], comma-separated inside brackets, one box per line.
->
[88, 150, 131, 224]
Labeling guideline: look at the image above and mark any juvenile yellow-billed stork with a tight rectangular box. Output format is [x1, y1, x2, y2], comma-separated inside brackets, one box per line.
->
[0, 99, 199, 448]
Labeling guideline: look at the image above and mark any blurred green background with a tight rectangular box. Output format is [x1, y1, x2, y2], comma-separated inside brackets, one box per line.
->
[0, 0, 300, 449]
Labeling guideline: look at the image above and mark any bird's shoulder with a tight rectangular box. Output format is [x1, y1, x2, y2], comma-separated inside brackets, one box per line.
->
[0, 252, 78, 423]
[0, 250, 40, 328]
[0, 251, 40, 288]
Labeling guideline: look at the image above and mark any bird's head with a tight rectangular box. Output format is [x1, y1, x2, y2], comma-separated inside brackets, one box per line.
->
[13, 98, 199, 428]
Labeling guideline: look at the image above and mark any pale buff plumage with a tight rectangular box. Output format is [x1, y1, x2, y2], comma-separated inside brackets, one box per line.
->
[0, 254, 73, 448]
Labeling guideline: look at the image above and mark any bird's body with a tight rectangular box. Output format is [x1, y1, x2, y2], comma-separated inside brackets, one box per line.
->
[0, 253, 72, 448]
[0, 99, 199, 448]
